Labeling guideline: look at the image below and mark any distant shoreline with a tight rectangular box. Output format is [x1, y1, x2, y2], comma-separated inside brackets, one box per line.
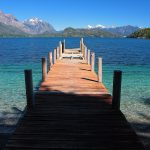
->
[0, 36, 149, 40]
[0, 35, 120, 38]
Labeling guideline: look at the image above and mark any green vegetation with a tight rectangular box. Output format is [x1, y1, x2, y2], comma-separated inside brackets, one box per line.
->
[28, 27, 119, 38]
[128, 28, 150, 39]
[58, 27, 119, 37]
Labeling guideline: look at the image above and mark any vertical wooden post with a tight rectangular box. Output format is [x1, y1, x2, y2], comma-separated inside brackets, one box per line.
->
[88, 49, 90, 65]
[42, 57, 47, 81]
[81, 38, 84, 54]
[112, 70, 122, 110]
[24, 70, 34, 110]
[57, 46, 59, 59]
[91, 52, 95, 72]
[54, 49, 56, 64]
[98, 57, 102, 82]
[81, 38, 83, 44]
[82, 45, 84, 59]
[84, 46, 87, 62]
[49, 52, 53, 70]
[59, 41, 62, 58]
[64, 39, 65, 50]
[62, 42, 64, 53]
[80, 40, 82, 52]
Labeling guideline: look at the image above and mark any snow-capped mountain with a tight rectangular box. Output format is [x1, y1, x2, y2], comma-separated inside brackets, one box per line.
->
[23, 18, 55, 34]
[0, 10, 141, 37]
[88, 24, 107, 29]
[0, 11, 55, 34]
[87, 24, 140, 36]
[0, 11, 31, 33]
[104, 25, 140, 36]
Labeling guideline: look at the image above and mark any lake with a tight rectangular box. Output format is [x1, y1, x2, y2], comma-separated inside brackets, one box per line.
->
[0, 37, 150, 133]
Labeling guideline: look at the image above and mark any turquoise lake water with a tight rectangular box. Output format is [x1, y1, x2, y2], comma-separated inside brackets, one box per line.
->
[0, 37, 150, 133]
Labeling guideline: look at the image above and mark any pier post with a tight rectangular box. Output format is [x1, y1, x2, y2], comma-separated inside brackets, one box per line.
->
[98, 57, 102, 82]
[91, 52, 95, 72]
[42, 57, 47, 81]
[54, 48, 56, 64]
[112, 70, 122, 110]
[57, 46, 59, 59]
[88, 49, 90, 65]
[80, 40, 82, 51]
[24, 70, 34, 110]
[84, 46, 87, 62]
[49, 52, 53, 70]
[64, 39, 65, 50]
[81, 38, 84, 54]
[59, 41, 62, 58]
[62, 41, 64, 53]
[83, 45, 85, 59]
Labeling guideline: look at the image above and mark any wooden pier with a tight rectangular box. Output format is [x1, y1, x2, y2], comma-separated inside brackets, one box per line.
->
[4, 38, 144, 150]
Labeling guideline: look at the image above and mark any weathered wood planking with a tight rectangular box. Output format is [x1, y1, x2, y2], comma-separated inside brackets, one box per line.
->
[4, 44, 144, 149]
[5, 93, 144, 150]
[40, 59, 108, 94]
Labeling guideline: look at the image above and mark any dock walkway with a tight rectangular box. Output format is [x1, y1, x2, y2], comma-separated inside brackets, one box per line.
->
[4, 39, 144, 150]
[40, 59, 107, 94]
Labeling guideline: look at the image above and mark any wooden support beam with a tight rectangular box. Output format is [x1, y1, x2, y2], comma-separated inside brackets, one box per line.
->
[64, 39, 65, 50]
[62, 42, 64, 53]
[80, 38, 84, 54]
[84, 46, 87, 62]
[54, 49, 56, 64]
[91, 52, 95, 72]
[24, 70, 34, 110]
[81, 38, 83, 45]
[82, 44, 85, 57]
[49, 52, 53, 70]
[80, 41, 82, 51]
[88, 49, 91, 65]
[57, 46, 59, 59]
[112, 70, 122, 110]
[42, 57, 47, 81]
[98, 57, 102, 82]
[59, 41, 62, 58]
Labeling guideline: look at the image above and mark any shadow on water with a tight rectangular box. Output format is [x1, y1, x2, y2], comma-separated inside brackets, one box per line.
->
[130, 97, 150, 150]
[0, 107, 25, 150]
[11, 107, 23, 114]
[141, 97, 150, 106]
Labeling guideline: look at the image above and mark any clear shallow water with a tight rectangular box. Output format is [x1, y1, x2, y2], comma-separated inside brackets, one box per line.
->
[0, 37, 150, 133]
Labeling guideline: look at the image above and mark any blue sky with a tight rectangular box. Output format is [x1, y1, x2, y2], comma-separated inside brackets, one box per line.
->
[0, 0, 150, 30]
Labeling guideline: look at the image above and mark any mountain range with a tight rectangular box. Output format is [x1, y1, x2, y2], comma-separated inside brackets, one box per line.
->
[0, 11, 55, 36]
[0, 10, 141, 37]
[87, 24, 140, 36]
